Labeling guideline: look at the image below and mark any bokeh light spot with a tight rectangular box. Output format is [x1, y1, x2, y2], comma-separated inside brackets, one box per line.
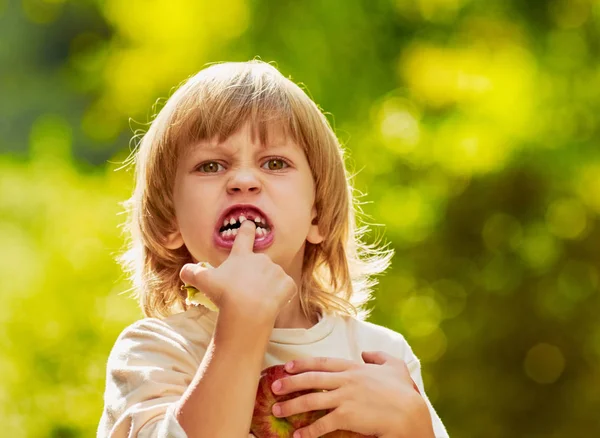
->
[98, 0, 250, 127]
[394, 0, 473, 23]
[432, 120, 511, 176]
[0, 223, 44, 300]
[376, 96, 422, 154]
[575, 162, 600, 214]
[518, 223, 561, 272]
[400, 295, 442, 337]
[379, 109, 420, 153]
[482, 212, 523, 253]
[481, 254, 523, 295]
[524, 343, 565, 384]
[535, 277, 575, 321]
[431, 278, 467, 319]
[410, 327, 448, 362]
[549, 0, 591, 29]
[377, 186, 437, 242]
[546, 197, 589, 240]
[557, 259, 598, 302]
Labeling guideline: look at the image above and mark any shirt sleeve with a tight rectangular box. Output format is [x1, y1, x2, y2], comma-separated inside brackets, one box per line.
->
[406, 357, 450, 438]
[97, 318, 199, 438]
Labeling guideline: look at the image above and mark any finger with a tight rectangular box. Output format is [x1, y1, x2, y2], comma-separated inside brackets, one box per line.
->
[272, 389, 338, 418]
[230, 219, 256, 256]
[180, 261, 211, 286]
[361, 350, 391, 365]
[292, 410, 338, 438]
[361, 352, 422, 396]
[285, 357, 356, 374]
[272, 371, 343, 396]
[179, 262, 220, 306]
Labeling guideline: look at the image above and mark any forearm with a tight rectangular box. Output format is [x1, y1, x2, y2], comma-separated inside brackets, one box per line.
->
[175, 310, 274, 437]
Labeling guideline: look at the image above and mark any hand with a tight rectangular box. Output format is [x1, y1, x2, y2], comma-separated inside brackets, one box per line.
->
[269, 352, 435, 438]
[179, 220, 297, 322]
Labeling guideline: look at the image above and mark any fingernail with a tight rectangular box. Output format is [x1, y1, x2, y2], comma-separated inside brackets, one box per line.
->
[293, 431, 301, 438]
[272, 404, 282, 416]
[285, 361, 294, 371]
[272, 380, 282, 393]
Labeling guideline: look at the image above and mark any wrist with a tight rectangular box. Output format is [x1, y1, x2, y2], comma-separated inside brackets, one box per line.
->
[386, 395, 435, 438]
[410, 396, 436, 438]
[217, 303, 277, 332]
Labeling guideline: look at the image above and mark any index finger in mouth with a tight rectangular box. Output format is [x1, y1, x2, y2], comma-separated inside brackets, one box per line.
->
[230, 219, 256, 255]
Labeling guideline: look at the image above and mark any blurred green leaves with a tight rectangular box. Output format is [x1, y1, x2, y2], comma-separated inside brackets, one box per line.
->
[0, 154, 138, 436]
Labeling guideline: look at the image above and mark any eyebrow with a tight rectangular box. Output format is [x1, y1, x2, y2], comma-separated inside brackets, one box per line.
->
[188, 141, 293, 156]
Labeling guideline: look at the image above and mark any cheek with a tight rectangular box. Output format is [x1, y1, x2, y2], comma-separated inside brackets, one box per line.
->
[282, 191, 315, 234]
[176, 186, 216, 236]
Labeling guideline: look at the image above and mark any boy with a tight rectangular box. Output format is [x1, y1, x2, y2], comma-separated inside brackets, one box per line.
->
[98, 60, 449, 437]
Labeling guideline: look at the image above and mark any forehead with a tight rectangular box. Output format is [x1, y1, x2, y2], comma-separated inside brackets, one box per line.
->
[182, 123, 302, 157]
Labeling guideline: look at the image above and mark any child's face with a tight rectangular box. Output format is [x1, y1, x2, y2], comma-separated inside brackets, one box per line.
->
[165, 122, 324, 277]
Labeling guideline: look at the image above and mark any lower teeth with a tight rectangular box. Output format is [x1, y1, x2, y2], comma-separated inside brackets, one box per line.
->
[221, 227, 268, 238]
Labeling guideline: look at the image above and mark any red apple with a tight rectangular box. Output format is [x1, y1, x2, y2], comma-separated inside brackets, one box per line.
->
[251, 364, 327, 438]
[251, 364, 374, 438]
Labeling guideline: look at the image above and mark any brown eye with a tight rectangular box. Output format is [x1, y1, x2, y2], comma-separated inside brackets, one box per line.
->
[199, 162, 222, 173]
[263, 159, 288, 171]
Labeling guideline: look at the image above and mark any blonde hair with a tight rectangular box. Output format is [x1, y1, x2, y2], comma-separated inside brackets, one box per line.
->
[118, 60, 394, 321]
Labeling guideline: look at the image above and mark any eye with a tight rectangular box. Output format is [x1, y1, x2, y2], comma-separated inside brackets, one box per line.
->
[262, 158, 289, 171]
[197, 161, 224, 173]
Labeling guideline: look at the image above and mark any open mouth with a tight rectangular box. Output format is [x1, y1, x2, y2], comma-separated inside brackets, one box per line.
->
[216, 206, 273, 243]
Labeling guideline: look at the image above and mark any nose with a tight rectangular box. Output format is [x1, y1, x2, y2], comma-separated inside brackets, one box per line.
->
[226, 168, 262, 195]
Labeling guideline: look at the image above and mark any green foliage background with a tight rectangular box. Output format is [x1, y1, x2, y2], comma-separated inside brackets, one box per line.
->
[1, 0, 599, 436]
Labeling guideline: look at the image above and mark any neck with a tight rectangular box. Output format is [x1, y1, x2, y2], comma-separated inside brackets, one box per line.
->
[274, 294, 320, 329]
[272, 243, 320, 329]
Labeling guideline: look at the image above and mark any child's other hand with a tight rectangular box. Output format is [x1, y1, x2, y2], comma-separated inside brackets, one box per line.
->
[269, 352, 435, 438]
[179, 220, 297, 323]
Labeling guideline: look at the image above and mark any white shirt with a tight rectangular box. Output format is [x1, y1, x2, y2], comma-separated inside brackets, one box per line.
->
[98, 306, 449, 437]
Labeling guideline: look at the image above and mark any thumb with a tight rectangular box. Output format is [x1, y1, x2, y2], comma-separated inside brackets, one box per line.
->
[361, 350, 390, 365]
[180, 261, 212, 285]
[180, 262, 220, 311]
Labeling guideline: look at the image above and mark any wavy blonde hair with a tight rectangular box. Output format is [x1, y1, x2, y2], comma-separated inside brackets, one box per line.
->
[117, 60, 394, 321]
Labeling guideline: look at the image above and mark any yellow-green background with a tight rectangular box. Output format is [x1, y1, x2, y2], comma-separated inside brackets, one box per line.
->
[1, 0, 599, 436]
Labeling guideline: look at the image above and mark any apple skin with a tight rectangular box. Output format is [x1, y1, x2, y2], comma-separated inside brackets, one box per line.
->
[251, 364, 374, 438]
[251, 364, 326, 438]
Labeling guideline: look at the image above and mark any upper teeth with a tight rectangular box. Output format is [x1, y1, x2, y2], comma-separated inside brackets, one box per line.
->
[220, 213, 269, 239]
[223, 214, 267, 228]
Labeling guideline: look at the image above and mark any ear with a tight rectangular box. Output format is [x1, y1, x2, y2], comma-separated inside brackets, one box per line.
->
[164, 229, 184, 250]
[306, 205, 324, 244]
